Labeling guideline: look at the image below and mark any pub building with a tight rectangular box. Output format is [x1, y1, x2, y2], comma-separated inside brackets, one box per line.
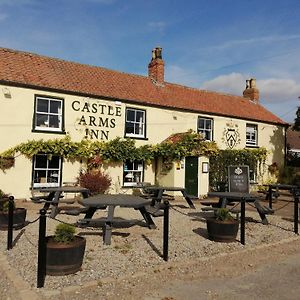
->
[0, 47, 287, 199]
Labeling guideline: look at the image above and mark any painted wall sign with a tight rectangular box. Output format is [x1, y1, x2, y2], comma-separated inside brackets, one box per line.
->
[222, 121, 241, 149]
[71, 99, 122, 140]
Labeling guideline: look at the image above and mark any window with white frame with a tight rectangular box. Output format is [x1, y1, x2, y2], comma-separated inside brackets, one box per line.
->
[34, 96, 63, 132]
[197, 117, 213, 141]
[123, 160, 144, 186]
[32, 154, 62, 188]
[246, 124, 258, 146]
[125, 108, 146, 138]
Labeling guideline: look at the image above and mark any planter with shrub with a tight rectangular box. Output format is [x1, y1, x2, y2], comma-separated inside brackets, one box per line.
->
[206, 208, 239, 242]
[0, 190, 26, 230]
[46, 223, 86, 275]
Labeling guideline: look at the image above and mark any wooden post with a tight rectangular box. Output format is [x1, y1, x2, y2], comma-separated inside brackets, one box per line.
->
[163, 200, 169, 261]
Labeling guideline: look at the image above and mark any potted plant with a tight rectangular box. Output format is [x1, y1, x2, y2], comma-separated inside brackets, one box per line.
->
[206, 208, 239, 242]
[0, 190, 27, 230]
[46, 223, 86, 275]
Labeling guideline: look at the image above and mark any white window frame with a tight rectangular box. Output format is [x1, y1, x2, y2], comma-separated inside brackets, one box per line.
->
[32, 154, 62, 188]
[125, 108, 146, 138]
[246, 124, 258, 147]
[34, 96, 63, 132]
[123, 160, 144, 187]
[197, 117, 213, 141]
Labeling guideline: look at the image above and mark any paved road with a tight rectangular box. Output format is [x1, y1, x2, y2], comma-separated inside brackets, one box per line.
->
[145, 251, 300, 300]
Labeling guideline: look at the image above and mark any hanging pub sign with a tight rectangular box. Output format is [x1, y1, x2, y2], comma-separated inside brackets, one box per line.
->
[228, 165, 250, 193]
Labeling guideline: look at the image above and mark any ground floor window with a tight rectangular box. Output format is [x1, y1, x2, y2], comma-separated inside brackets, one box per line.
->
[123, 160, 144, 187]
[32, 154, 62, 188]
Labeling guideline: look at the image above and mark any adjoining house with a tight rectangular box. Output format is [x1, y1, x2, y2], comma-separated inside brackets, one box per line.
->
[287, 126, 300, 166]
[0, 47, 288, 199]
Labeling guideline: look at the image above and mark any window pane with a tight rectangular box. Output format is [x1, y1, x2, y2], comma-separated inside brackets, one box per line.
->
[34, 170, 47, 183]
[37, 99, 48, 113]
[136, 111, 144, 122]
[126, 109, 135, 121]
[36, 114, 49, 127]
[35, 155, 48, 168]
[48, 156, 60, 168]
[125, 123, 134, 134]
[198, 119, 205, 128]
[205, 120, 212, 129]
[48, 170, 59, 183]
[50, 100, 61, 114]
[49, 115, 59, 128]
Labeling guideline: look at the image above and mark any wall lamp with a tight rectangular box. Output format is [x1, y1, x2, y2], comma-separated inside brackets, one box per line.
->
[2, 87, 12, 98]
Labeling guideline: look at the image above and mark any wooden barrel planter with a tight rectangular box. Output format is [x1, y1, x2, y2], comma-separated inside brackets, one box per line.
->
[0, 208, 27, 230]
[206, 218, 239, 242]
[46, 236, 86, 275]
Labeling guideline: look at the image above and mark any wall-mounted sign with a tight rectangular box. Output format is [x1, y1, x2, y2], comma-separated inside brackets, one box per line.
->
[228, 165, 249, 193]
[222, 122, 241, 149]
[71, 98, 122, 140]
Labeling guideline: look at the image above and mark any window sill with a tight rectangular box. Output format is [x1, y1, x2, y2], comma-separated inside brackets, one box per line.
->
[32, 129, 66, 135]
[245, 145, 259, 149]
[124, 135, 148, 141]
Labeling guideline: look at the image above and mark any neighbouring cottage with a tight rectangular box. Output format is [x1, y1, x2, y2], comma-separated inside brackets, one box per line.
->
[0, 47, 288, 199]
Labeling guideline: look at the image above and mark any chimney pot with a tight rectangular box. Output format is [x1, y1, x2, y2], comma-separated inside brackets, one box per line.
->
[243, 78, 259, 103]
[148, 47, 164, 84]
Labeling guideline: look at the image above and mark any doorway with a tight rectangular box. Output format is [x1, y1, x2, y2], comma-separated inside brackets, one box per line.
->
[185, 156, 198, 196]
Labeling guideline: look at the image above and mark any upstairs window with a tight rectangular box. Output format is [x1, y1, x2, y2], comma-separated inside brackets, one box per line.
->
[123, 160, 144, 187]
[246, 124, 258, 147]
[32, 154, 62, 188]
[197, 117, 213, 141]
[34, 96, 64, 132]
[125, 108, 146, 138]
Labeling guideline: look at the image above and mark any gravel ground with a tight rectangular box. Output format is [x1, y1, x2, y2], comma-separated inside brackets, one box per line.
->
[0, 197, 298, 299]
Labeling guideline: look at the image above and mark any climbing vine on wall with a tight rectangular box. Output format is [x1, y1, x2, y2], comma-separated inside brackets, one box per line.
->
[209, 148, 268, 190]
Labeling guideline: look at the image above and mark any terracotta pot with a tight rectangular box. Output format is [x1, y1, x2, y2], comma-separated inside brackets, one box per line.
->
[206, 218, 239, 242]
[46, 236, 86, 276]
[0, 208, 27, 230]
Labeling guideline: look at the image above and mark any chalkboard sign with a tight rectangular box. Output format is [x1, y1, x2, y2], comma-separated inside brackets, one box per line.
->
[228, 165, 250, 193]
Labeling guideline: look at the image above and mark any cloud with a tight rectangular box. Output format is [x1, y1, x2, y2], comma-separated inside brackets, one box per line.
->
[201, 73, 300, 103]
[0, 13, 7, 21]
[209, 35, 300, 51]
[259, 78, 300, 103]
[201, 73, 248, 95]
[147, 21, 166, 34]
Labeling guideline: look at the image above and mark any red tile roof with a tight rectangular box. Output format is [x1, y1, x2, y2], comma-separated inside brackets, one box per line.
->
[287, 127, 300, 150]
[0, 47, 286, 125]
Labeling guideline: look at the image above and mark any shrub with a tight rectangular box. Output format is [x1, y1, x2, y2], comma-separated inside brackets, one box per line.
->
[78, 169, 111, 195]
[54, 223, 76, 243]
[215, 208, 234, 221]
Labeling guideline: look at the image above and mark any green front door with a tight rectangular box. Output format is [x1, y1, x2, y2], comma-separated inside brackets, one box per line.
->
[185, 156, 198, 196]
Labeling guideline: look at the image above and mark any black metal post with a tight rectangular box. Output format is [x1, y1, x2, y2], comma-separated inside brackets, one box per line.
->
[7, 196, 14, 250]
[240, 198, 245, 245]
[294, 193, 299, 235]
[37, 209, 47, 288]
[268, 185, 273, 209]
[163, 200, 169, 261]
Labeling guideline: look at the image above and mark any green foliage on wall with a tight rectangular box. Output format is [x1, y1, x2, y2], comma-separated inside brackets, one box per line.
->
[0, 131, 218, 164]
[209, 148, 268, 190]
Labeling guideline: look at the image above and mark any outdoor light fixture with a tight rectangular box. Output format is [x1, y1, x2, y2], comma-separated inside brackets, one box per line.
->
[2, 87, 11, 98]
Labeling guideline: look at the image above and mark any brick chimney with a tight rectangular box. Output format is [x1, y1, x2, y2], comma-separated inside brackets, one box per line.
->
[243, 78, 259, 103]
[148, 47, 164, 84]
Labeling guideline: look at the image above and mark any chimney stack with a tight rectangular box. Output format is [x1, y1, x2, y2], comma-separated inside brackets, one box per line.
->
[243, 78, 259, 103]
[148, 47, 164, 84]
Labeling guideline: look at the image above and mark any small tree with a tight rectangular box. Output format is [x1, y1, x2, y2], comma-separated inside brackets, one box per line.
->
[293, 106, 300, 131]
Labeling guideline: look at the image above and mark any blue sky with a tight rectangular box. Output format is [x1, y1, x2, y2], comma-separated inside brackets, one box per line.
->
[1, 0, 300, 123]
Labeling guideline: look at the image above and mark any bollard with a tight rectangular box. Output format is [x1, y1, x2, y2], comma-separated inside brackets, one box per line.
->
[268, 185, 273, 210]
[240, 198, 245, 245]
[163, 200, 169, 261]
[37, 209, 47, 288]
[294, 192, 299, 235]
[7, 196, 14, 250]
